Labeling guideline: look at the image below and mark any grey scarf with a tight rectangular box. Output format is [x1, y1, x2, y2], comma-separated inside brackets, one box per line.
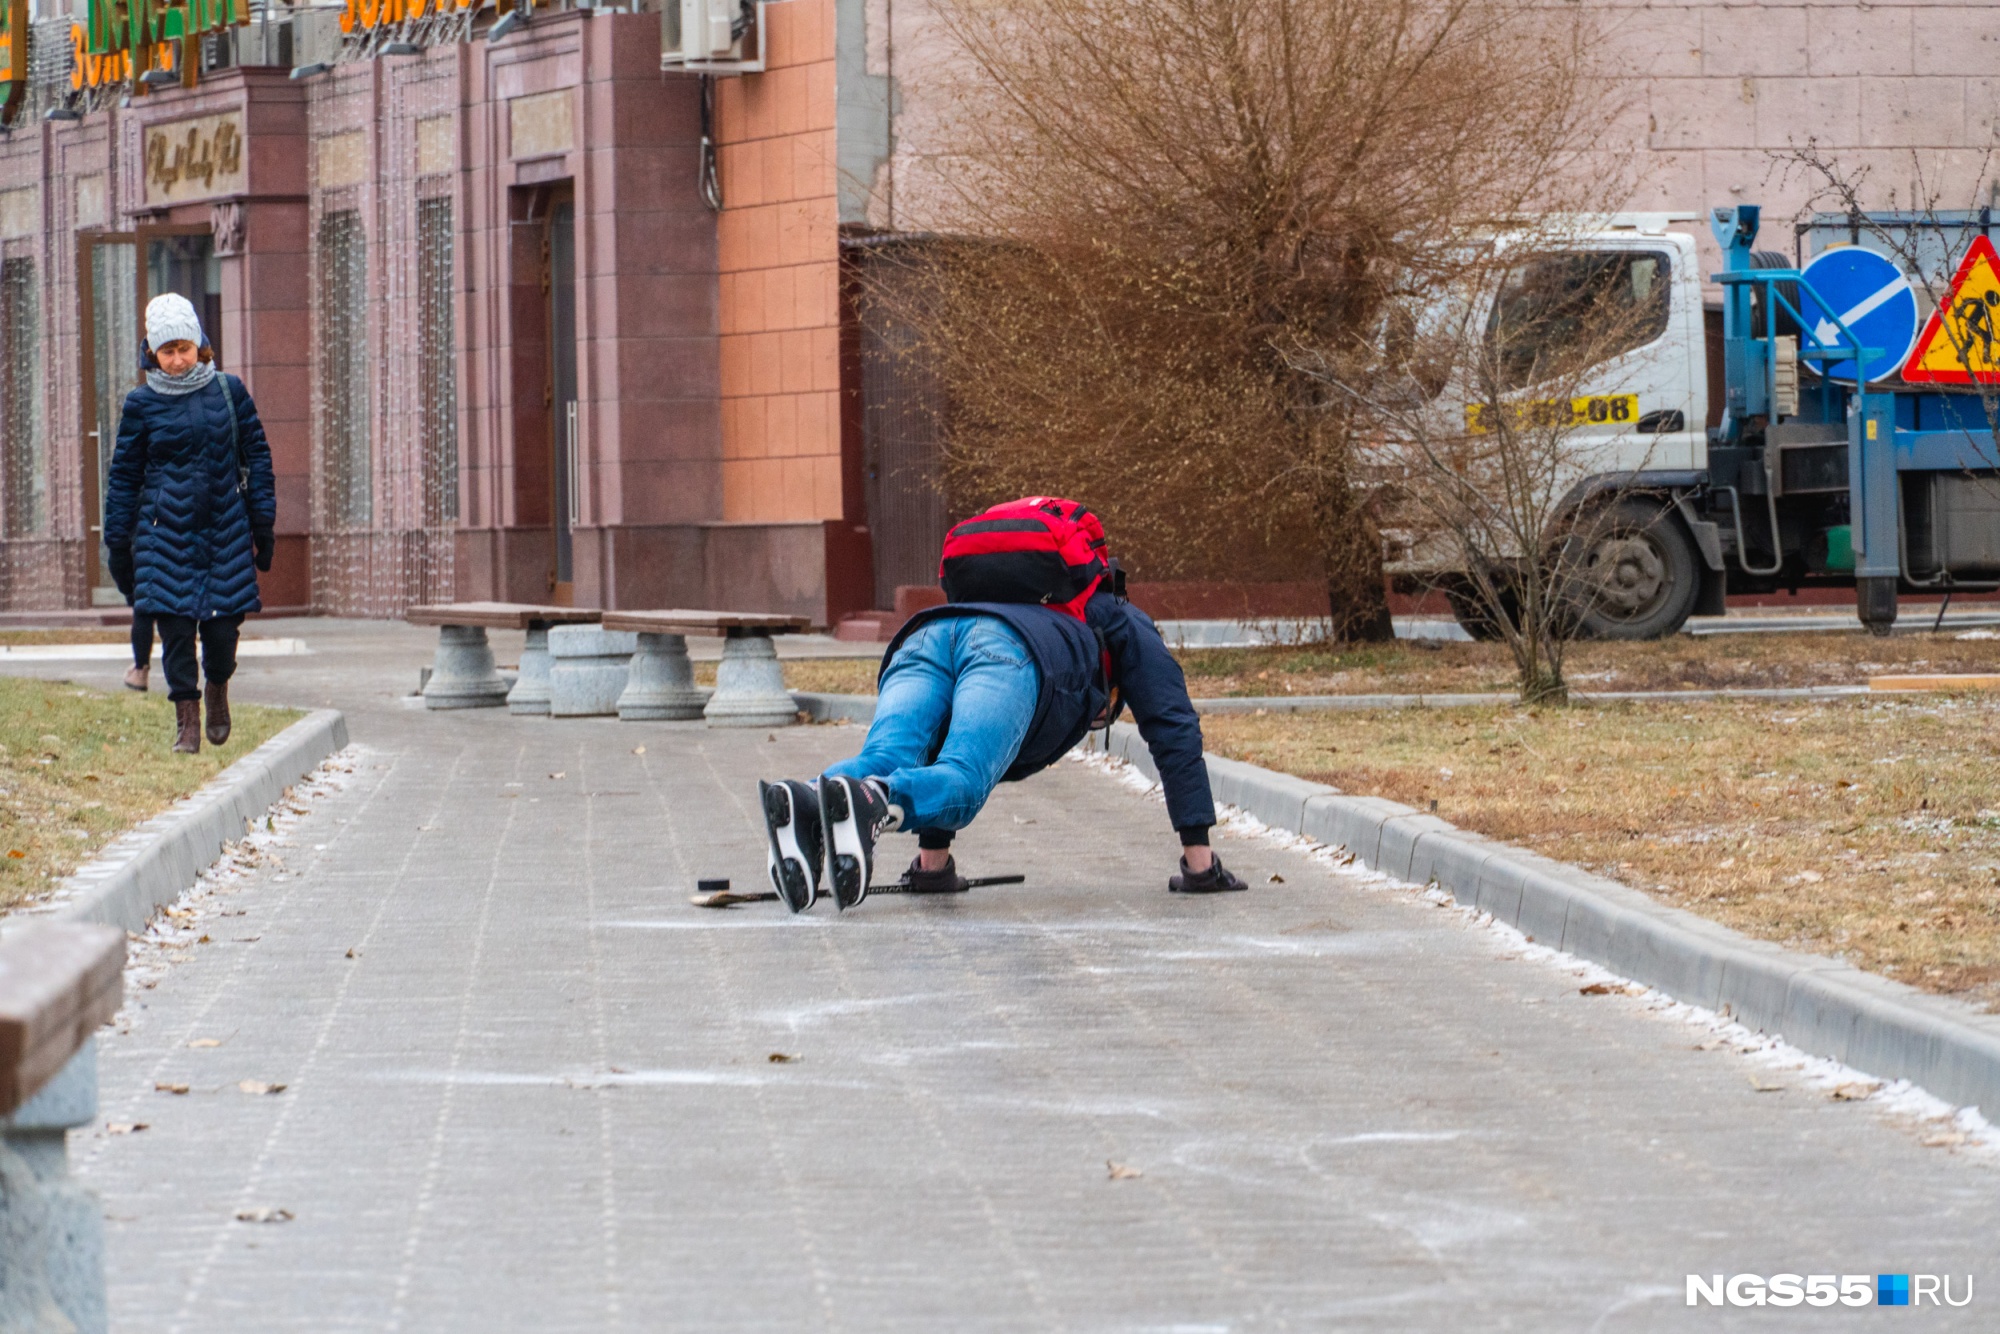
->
[146, 360, 217, 396]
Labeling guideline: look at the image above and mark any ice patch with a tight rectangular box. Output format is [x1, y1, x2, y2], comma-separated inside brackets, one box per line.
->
[1077, 744, 2000, 1162]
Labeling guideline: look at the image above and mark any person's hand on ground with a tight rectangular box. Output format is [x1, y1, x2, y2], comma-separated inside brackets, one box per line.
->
[1169, 852, 1248, 894]
[252, 527, 275, 573]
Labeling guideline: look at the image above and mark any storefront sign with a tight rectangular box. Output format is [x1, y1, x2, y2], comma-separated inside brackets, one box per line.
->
[341, 0, 487, 35]
[0, 0, 28, 123]
[70, 24, 178, 92]
[143, 111, 246, 206]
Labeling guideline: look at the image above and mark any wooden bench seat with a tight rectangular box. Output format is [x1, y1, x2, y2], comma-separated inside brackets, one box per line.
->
[406, 603, 603, 711]
[603, 610, 810, 727]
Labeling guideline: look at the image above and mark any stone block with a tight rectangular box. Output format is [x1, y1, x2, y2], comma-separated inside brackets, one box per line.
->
[705, 633, 797, 728]
[507, 625, 554, 715]
[423, 625, 509, 709]
[618, 632, 706, 721]
[548, 626, 638, 717]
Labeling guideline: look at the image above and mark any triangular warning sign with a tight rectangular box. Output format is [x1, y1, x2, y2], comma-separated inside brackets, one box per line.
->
[1903, 234, 2000, 384]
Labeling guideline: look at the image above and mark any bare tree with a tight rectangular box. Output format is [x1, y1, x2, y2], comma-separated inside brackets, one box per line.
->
[869, 0, 1624, 640]
[1298, 231, 1683, 702]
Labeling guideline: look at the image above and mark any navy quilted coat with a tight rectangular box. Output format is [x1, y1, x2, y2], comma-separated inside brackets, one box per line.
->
[103, 374, 275, 620]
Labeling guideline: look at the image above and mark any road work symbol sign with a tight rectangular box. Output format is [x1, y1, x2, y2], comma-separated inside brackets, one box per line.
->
[1799, 246, 1918, 384]
[1902, 234, 2000, 384]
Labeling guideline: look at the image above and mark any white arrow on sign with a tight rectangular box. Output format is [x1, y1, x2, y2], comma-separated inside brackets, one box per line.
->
[1811, 276, 1908, 349]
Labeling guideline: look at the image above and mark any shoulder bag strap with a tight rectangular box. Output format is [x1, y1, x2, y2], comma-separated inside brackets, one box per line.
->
[218, 372, 246, 495]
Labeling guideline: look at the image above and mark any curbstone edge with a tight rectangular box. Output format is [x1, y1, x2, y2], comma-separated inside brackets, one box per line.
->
[4, 709, 350, 938]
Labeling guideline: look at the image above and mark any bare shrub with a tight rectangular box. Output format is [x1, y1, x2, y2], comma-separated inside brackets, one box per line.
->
[869, 0, 1625, 640]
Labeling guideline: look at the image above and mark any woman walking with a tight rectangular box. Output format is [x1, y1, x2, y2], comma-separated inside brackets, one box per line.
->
[103, 294, 276, 753]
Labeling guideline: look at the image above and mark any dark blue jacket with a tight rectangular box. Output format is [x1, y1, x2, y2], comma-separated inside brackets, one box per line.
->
[103, 375, 275, 621]
[885, 595, 1217, 832]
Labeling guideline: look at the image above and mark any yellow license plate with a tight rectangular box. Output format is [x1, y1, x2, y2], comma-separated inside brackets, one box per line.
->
[1466, 394, 1640, 435]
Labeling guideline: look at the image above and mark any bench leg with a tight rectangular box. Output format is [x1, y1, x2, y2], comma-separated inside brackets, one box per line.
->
[422, 625, 509, 710]
[507, 624, 555, 716]
[704, 632, 797, 728]
[618, 633, 706, 721]
[0, 1041, 106, 1334]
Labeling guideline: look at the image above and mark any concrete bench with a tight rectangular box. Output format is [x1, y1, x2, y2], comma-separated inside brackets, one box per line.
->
[0, 922, 124, 1334]
[602, 610, 810, 728]
[407, 602, 602, 712]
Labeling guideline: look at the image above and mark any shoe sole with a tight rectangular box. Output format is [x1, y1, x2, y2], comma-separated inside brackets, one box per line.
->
[819, 778, 871, 911]
[760, 781, 817, 913]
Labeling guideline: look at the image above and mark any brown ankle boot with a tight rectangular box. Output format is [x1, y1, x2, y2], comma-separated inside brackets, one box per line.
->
[173, 699, 201, 754]
[204, 680, 231, 746]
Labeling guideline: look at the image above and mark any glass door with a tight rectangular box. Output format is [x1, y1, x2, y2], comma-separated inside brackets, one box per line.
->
[78, 231, 138, 604]
[140, 225, 220, 365]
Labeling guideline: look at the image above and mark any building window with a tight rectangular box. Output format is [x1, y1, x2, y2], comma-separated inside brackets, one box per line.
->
[1, 258, 43, 537]
[417, 196, 458, 526]
[317, 209, 371, 528]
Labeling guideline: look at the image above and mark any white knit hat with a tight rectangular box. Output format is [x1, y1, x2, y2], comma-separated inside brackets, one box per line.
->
[145, 292, 204, 351]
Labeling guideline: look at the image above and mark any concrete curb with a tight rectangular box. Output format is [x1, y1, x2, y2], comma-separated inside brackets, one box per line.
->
[1097, 720, 2000, 1117]
[770, 691, 2000, 1113]
[6, 710, 350, 936]
[1189, 685, 1871, 713]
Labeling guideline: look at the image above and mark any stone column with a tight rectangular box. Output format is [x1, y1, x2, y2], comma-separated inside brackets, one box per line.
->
[423, 625, 511, 709]
[0, 1042, 106, 1334]
[617, 633, 706, 720]
[704, 632, 798, 728]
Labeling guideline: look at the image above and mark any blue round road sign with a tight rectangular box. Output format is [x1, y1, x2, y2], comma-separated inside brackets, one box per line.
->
[1798, 246, 1919, 384]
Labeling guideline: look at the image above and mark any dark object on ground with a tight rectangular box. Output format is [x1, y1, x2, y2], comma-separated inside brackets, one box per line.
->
[903, 855, 970, 894]
[696, 878, 730, 893]
[1169, 855, 1249, 894]
[690, 874, 1025, 909]
[173, 700, 201, 754]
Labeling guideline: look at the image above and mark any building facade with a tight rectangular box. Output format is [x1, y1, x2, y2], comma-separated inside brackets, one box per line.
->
[0, 0, 1989, 622]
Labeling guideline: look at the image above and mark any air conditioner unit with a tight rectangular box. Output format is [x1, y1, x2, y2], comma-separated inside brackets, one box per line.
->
[662, 0, 766, 74]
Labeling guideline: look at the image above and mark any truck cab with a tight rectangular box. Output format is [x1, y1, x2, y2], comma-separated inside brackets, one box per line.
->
[1393, 205, 2000, 639]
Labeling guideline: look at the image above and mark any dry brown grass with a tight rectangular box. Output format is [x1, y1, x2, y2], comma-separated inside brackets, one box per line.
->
[780, 630, 2000, 699]
[1177, 630, 2000, 697]
[0, 629, 133, 646]
[0, 677, 299, 913]
[1201, 695, 2000, 1009]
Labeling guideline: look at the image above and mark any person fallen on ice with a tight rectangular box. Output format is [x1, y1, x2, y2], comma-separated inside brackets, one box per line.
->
[758, 497, 1246, 912]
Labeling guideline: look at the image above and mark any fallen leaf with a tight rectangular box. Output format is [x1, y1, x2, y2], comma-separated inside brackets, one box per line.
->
[1106, 1161, 1143, 1180]
[237, 1081, 287, 1096]
[548, 772, 566, 780]
[767, 1052, 798, 1064]
[1579, 982, 1642, 996]
[106, 1122, 149, 1135]
[631, 745, 646, 755]
[155, 1082, 189, 1095]
[344, 948, 357, 959]
[1267, 873, 1285, 884]
[1749, 1078, 1783, 1093]
[196, 934, 212, 944]
[235, 1207, 294, 1224]
[5, 850, 21, 859]
[1830, 1081, 1882, 1102]
[188, 1038, 221, 1049]
[1921, 1131, 1969, 1149]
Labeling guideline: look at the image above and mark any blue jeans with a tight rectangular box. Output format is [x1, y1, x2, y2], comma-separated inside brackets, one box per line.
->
[822, 615, 1040, 831]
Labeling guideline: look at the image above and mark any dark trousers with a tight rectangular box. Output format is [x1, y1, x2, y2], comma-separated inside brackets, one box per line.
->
[130, 611, 155, 670]
[156, 614, 243, 702]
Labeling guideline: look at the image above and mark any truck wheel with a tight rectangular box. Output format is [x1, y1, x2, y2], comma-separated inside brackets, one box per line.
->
[1441, 576, 1520, 642]
[1573, 500, 1700, 640]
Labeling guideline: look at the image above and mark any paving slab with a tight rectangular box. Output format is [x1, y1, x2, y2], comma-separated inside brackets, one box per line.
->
[8, 619, 1997, 1330]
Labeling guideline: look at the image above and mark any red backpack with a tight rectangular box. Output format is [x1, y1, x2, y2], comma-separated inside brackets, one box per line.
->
[938, 497, 1109, 622]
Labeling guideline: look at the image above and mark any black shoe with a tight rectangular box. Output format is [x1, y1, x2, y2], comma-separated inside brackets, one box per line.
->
[760, 779, 824, 913]
[901, 854, 969, 894]
[819, 776, 902, 911]
[1168, 854, 1249, 894]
